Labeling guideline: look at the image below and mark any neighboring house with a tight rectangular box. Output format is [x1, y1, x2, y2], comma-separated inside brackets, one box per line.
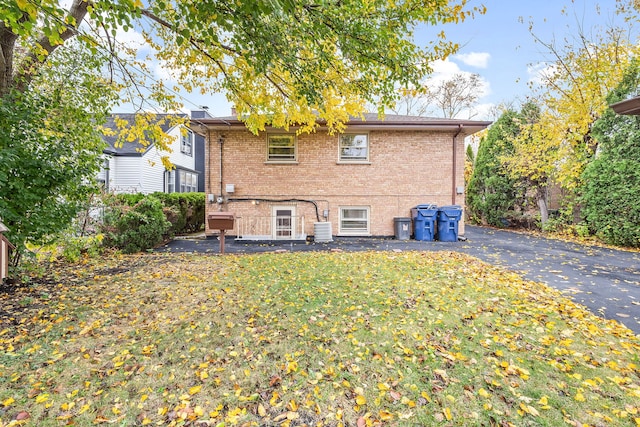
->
[99, 113, 204, 194]
[194, 113, 491, 240]
[191, 110, 212, 192]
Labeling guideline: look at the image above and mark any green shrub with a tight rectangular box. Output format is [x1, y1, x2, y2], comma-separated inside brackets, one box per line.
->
[182, 192, 205, 232]
[101, 196, 171, 253]
[60, 234, 104, 262]
[582, 154, 640, 247]
[467, 110, 522, 227]
[581, 61, 640, 248]
[114, 193, 146, 206]
[541, 214, 568, 233]
[151, 192, 205, 234]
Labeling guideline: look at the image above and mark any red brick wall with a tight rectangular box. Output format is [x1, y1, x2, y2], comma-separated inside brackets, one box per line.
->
[205, 128, 466, 237]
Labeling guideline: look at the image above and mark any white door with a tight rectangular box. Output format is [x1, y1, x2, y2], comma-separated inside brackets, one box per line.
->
[272, 206, 295, 239]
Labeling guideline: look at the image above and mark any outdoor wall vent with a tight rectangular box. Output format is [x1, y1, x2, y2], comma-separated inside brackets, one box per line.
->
[226, 184, 235, 193]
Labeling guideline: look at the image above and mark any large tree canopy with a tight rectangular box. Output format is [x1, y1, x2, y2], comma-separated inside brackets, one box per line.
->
[0, 40, 116, 256]
[1, 0, 484, 132]
[507, 10, 640, 222]
[0, 0, 484, 256]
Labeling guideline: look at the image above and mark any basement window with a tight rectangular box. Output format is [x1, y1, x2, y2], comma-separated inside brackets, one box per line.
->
[339, 207, 370, 235]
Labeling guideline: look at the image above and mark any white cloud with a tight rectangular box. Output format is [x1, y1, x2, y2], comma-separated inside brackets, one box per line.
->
[426, 58, 492, 100]
[454, 52, 490, 69]
[429, 58, 461, 76]
[154, 60, 179, 84]
[115, 28, 148, 50]
[527, 62, 557, 86]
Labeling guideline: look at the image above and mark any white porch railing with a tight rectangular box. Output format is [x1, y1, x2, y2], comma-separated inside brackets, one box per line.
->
[235, 216, 306, 241]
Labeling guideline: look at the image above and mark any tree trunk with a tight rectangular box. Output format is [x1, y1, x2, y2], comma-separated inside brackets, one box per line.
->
[537, 192, 549, 224]
[8, 0, 89, 95]
[0, 21, 21, 98]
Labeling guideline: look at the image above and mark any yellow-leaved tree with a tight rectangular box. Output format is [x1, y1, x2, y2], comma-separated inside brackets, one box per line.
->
[503, 9, 640, 224]
[0, 0, 486, 256]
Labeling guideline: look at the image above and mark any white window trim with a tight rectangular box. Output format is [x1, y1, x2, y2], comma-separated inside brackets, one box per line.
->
[338, 133, 370, 163]
[339, 206, 370, 236]
[266, 134, 297, 163]
[180, 129, 193, 156]
[179, 170, 198, 193]
[165, 170, 175, 193]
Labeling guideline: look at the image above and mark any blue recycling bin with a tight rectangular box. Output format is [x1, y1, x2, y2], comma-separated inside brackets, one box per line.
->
[437, 205, 462, 242]
[411, 204, 438, 241]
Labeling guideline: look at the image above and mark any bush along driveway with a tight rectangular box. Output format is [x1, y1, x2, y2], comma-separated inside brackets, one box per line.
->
[161, 225, 640, 335]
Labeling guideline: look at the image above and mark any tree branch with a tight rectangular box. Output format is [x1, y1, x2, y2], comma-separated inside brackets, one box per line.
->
[13, 0, 89, 93]
[140, 8, 239, 56]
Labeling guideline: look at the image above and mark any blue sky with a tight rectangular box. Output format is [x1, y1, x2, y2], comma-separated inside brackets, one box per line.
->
[112, 1, 630, 121]
[410, 0, 629, 120]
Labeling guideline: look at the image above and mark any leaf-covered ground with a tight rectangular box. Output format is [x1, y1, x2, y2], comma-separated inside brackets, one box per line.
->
[0, 251, 638, 426]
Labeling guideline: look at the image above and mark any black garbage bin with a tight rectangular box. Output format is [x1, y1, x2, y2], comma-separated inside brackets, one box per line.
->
[436, 205, 462, 242]
[393, 217, 412, 240]
[411, 204, 438, 241]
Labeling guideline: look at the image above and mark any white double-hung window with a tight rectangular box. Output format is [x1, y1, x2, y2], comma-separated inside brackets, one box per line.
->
[267, 134, 296, 162]
[339, 207, 370, 235]
[181, 129, 193, 156]
[339, 134, 368, 162]
[179, 170, 198, 193]
[165, 170, 175, 193]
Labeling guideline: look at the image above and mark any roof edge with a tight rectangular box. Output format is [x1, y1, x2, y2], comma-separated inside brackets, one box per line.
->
[192, 116, 492, 134]
[610, 96, 640, 115]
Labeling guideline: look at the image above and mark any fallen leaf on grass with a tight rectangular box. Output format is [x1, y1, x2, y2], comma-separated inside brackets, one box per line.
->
[15, 411, 30, 421]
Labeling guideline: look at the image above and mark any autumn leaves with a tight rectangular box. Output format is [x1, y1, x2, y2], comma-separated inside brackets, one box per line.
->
[0, 251, 638, 426]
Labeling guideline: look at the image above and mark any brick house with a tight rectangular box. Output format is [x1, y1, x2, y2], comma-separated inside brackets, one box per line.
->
[194, 113, 491, 240]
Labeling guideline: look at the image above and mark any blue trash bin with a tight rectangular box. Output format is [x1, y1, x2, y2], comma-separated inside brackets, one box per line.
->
[411, 204, 438, 241]
[437, 205, 462, 242]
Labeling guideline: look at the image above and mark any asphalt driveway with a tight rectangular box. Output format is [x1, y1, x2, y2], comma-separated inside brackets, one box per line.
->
[457, 227, 640, 335]
[158, 225, 640, 335]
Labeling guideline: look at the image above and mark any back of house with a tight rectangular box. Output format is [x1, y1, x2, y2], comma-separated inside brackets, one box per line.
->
[195, 113, 490, 240]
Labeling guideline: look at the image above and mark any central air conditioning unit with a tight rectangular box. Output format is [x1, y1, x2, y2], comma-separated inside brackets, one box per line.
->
[314, 222, 333, 243]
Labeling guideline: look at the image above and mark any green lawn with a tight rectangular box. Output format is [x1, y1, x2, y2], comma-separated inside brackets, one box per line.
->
[0, 251, 638, 426]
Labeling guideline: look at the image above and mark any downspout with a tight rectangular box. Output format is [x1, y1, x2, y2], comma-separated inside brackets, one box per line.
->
[206, 129, 212, 197]
[104, 157, 110, 192]
[452, 124, 463, 205]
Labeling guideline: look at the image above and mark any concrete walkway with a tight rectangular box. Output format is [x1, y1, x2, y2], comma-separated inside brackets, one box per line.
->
[159, 225, 640, 334]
